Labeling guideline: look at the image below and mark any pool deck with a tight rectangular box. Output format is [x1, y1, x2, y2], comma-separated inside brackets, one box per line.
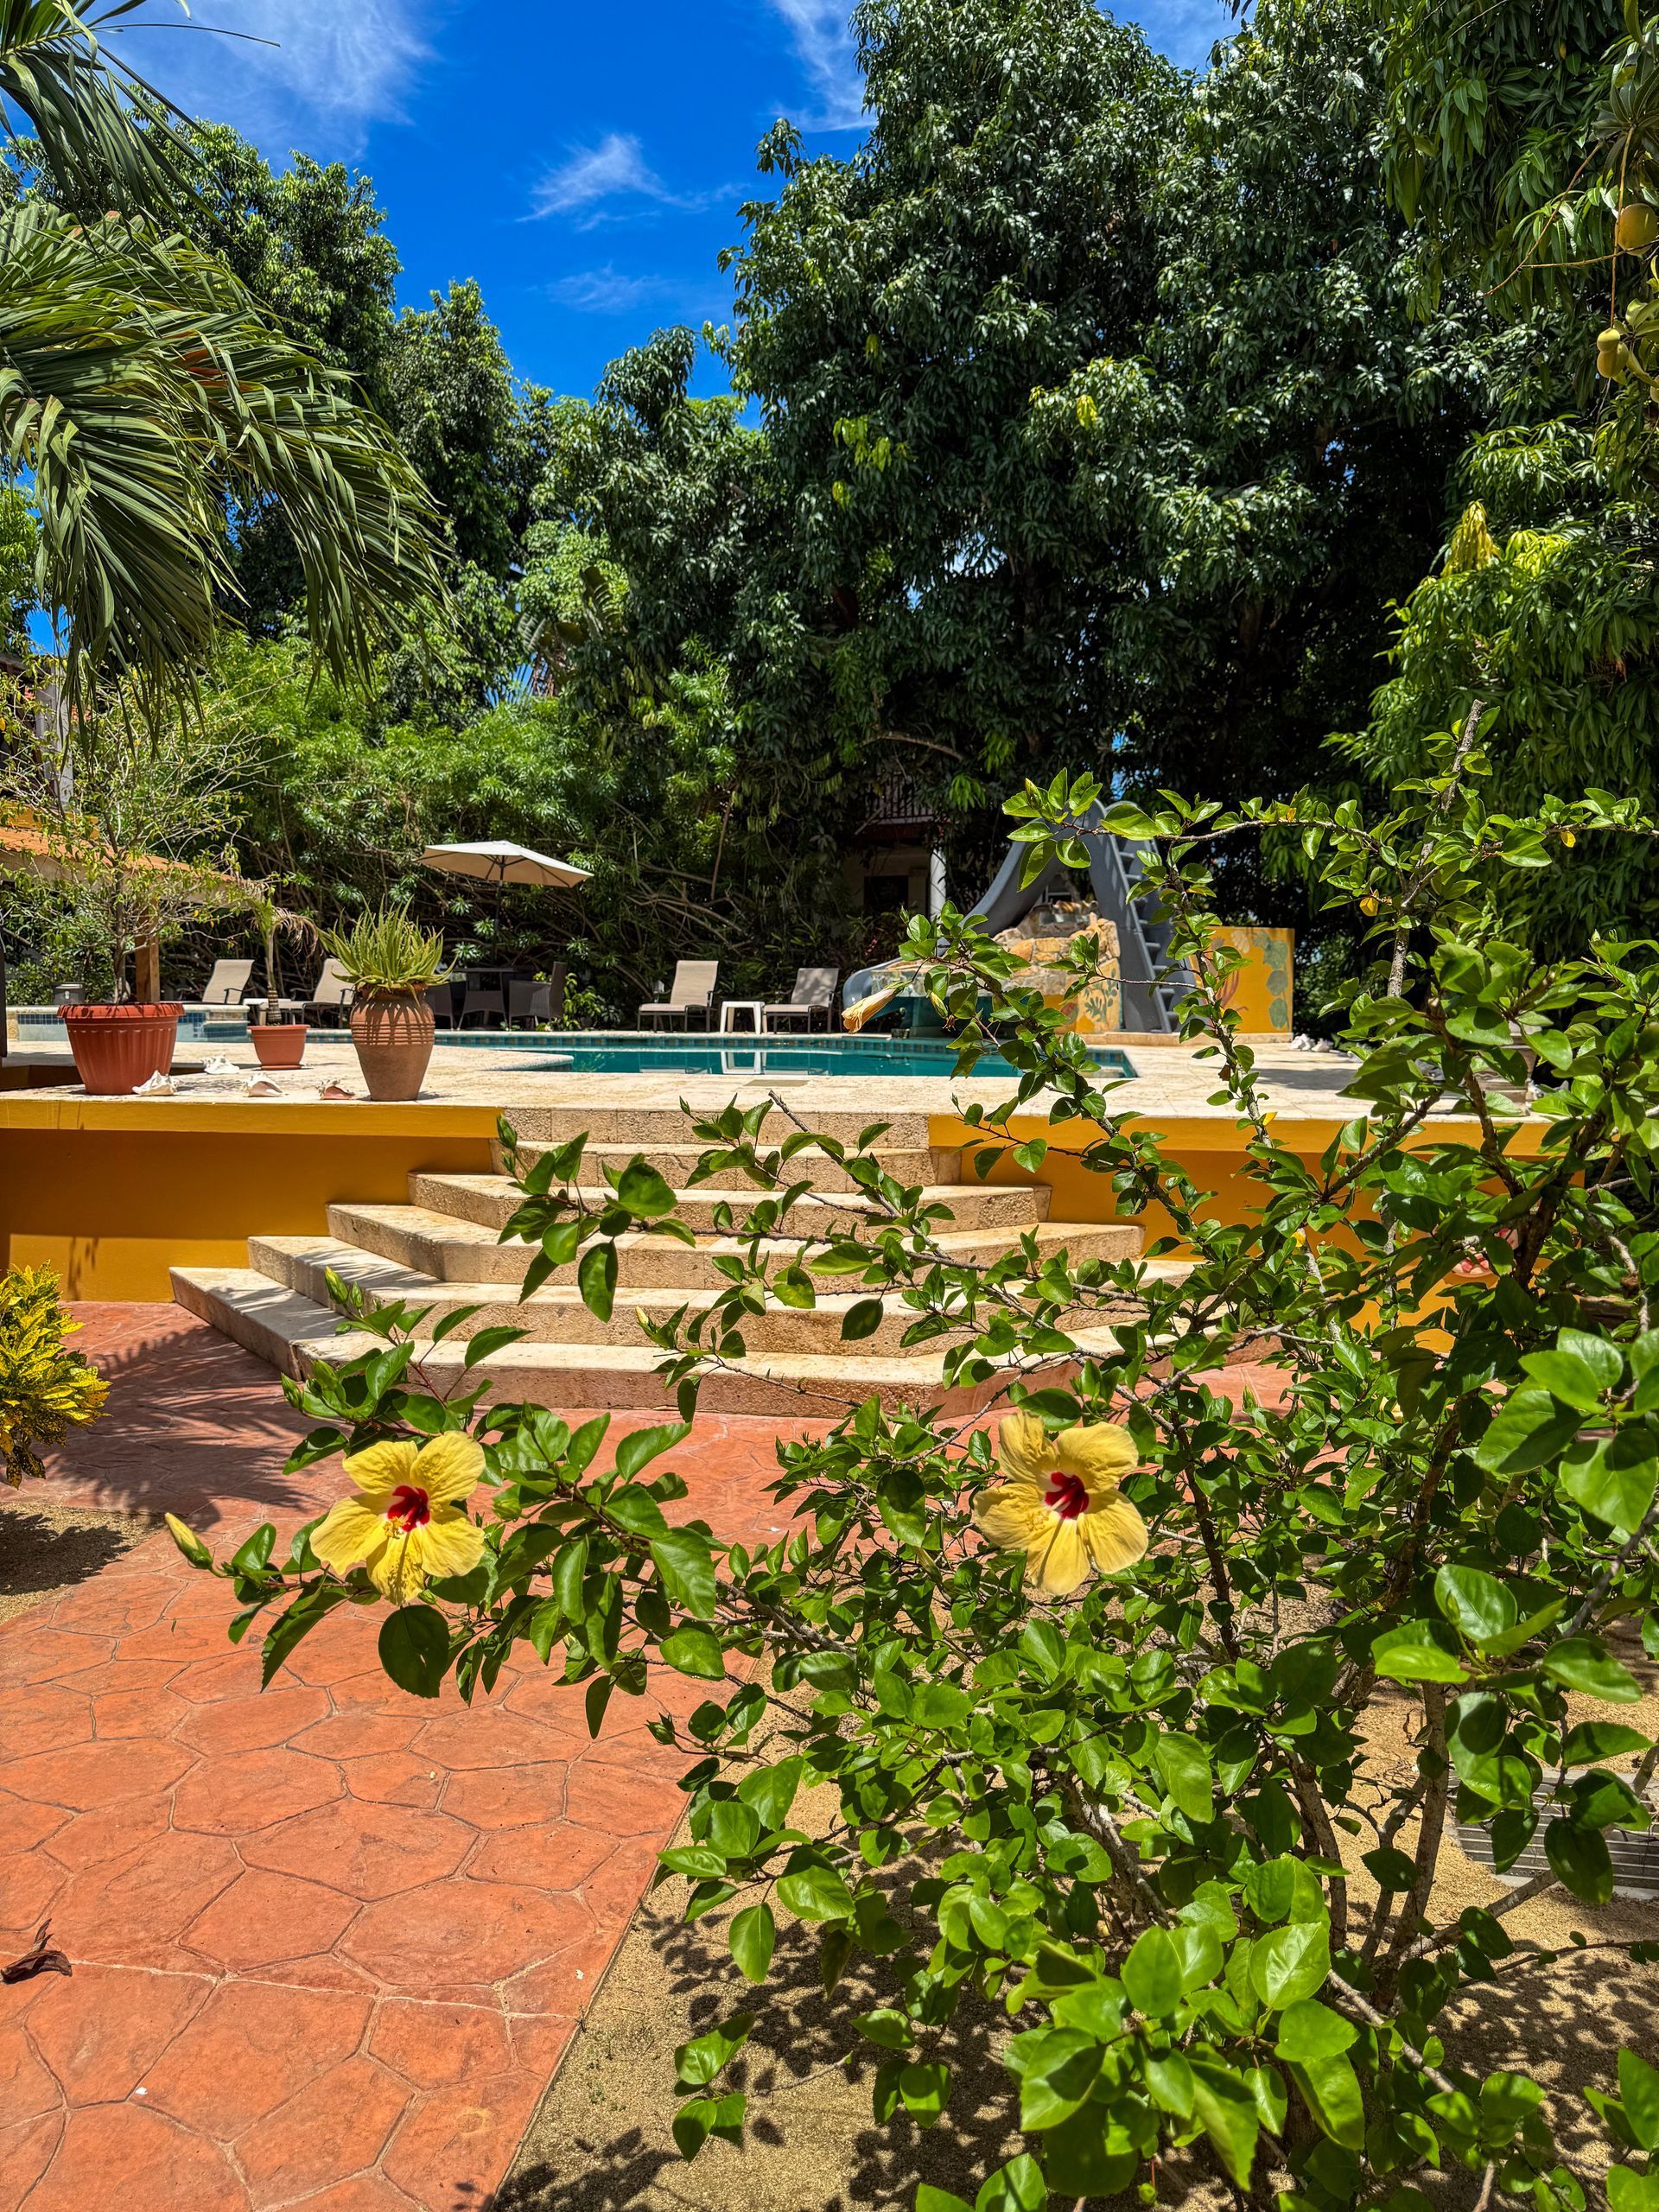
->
[1, 1026, 1365, 1124]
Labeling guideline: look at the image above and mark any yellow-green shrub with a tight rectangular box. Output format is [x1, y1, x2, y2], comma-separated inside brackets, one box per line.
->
[0, 1267, 107, 1485]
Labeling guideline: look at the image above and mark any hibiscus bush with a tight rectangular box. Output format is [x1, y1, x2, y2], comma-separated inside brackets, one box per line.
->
[173, 721, 1659, 2211]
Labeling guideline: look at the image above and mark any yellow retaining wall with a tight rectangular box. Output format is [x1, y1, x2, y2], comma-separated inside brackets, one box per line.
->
[0, 1099, 498, 1299]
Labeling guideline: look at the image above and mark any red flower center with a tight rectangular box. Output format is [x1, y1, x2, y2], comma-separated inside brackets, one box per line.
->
[385, 1484, 431, 1534]
[1043, 1471, 1089, 1522]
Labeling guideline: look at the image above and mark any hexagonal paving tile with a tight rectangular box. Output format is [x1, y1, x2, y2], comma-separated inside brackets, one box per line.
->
[0, 1738, 194, 1813]
[234, 2055, 408, 2204]
[173, 1684, 330, 1757]
[367, 1999, 513, 2091]
[183, 1869, 359, 1972]
[410, 1710, 575, 1773]
[340, 1878, 594, 1988]
[52, 1829, 241, 1963]
[439, 1762, 567, 1831]
[139, 1982, 373, 2140]
[23, 1962, 209, 2105]
[172, 1746, 341, 1835]
[18, 2104, 250, 2212]
[239, 1798, 474, 1900]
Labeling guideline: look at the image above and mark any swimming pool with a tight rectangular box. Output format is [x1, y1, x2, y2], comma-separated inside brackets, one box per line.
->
[435, 1030, 1137, 1080]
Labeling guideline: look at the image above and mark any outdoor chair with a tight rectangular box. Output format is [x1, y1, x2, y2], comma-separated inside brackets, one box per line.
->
[639, 960, 718, 1031]
[764, 966, 839, 1033]
[200, 957, 254, 1006]
[425, 982, 457, 1028]
[460, 971, 505, 1028]
[305, 958, 355, 1027]
[508, 967, 564, 1028]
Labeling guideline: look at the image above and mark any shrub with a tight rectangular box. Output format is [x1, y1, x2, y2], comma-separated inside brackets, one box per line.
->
[0, 1267, 108, 1485]
[175, 724, 1659, 2211]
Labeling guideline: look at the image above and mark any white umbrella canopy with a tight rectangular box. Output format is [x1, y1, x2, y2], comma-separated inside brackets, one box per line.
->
[420, 840, 590, 890]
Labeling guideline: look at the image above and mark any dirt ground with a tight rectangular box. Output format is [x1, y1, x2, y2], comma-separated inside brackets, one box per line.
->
[501, 1698, 1659, 2212]
[0, 1490, 155, 1624]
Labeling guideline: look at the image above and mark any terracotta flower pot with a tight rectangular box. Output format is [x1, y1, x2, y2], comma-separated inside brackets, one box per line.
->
[250, 1022, 308, 1071]
[62, 1003, 182, 1096]
[348, 994, 435, 1101]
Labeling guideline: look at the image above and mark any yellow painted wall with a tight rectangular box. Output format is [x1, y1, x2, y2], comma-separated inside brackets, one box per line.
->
[1212, 926, 1294, 1033]
[0, 1100, 497, 1298]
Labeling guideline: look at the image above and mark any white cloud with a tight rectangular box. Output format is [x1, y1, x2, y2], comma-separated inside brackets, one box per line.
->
[531, 133, 670, 219]
[764, 0, 865, 130]
[106, 0, 435, 146]
[550, 265, 728, 320]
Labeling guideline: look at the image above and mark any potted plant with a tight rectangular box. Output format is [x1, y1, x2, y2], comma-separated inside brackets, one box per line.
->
[320, 902, 448, 1100]
[245, 888, 317, 1071]
[0, 683, 245, 1095]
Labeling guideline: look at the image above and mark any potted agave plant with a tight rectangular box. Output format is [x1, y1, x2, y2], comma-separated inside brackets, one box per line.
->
[321, 901, 448, 1101]
[245, 889, 317, 1071]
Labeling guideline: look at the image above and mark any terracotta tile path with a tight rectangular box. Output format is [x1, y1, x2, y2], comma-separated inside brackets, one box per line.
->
[0, 1306, 798, 2212]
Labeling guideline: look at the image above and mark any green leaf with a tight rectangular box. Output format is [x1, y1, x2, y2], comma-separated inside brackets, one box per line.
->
[377, 1605, 450, 1700]
[1542, 1637, 1643, 1703]
[1274, 1999, 1357, 2062]
[1544, 1816, 1614, 1905]
[778, 1861, 856, 1922]
[617, 1157, 677, 1217]
[1520, 1332, 1620, 1411]
[772, 1263, 817, 1308]
[842, 1297, 884, 1340]
[1122, 1926, 1184, 2017]
[652, 1529, 718, 1619]
[1560, 1433, 1658, 1535]
[1041, 2107, 1137, 2197]
[1434, 1566, 1516, 1644]
[1249, 1918, 1330, 2010]
[461, 1324, 527, 1370]
[1564, 1722, 1650, 1764]
[1609, 2168, 1659, 2212]
[660, 1624, 726, 1679]
[1472, 1385, 1585, 1475]
[1373, 1638, 1468, 1685]
[1155, 1731, 1215, 1822]
[854, 2007, 914, 2050]
[1362, 1846, 1421, 1891]
[729, 1903, 776, 1983]
[1290, 2050, 1366, 2149]
[674, 2012, 754, 2088]
[900, 2061, 950, 2128]
[671, 2091, 745, 2160]
[615, 1421, 691, 1481]
[1620, 2050, 1659, 2153]
[974, 2155, 1046, 2212]
[1009, 2028, 1103, 2131]
[1191, 2059, 1261, 2188]
[916, 2191, 974, 2212]
[738, 1757, 804, 1832]
[577, 1241, 618, 1321]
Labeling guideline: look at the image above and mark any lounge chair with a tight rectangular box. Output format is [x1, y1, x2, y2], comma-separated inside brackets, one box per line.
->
[305, 958, 355, 1027]
[200, 957, 254, 1006]
[425, 982, 457, 1029]
[639, 961, 718, 1031]
[764, 966, 839, 1033]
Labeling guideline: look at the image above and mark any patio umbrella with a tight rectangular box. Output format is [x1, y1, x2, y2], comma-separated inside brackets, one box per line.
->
[420, 841, 590, 973]
[419, 840, 591, 892]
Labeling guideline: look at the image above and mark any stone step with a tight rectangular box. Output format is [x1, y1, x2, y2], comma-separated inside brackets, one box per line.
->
[323, 1202, 1143, 1289]
[171, 1265, 1126, 1414]
[492, 1141, 965, 1191]
[241, 1236, 1167, 1356]
[493, 1104, 938, 1147]
[410, 1170, 1051, 1238]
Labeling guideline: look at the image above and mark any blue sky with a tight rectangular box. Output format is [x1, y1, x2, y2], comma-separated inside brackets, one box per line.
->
[112, 0, 1234, 404]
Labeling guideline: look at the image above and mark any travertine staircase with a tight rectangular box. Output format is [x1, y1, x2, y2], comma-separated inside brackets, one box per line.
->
[172, 1106, 1147, 1415]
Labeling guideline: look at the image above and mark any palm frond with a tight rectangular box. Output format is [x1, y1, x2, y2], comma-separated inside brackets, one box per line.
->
[0, 201, 447, 702]
[0, 0, 189, 213]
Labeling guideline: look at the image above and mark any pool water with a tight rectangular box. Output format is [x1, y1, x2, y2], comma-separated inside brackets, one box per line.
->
[437, 1030, 1137, 1081]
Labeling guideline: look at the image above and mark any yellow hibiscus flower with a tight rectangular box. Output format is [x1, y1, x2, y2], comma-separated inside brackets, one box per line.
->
[310, 1432, 486, 1603]
[974, 1412, 1148, 1597]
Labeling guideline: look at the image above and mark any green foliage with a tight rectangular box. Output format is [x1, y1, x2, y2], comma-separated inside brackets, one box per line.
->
[0, 1262, 105, 1484]
[318, 899, 447, 996]
[184, 741, 1659, 2208]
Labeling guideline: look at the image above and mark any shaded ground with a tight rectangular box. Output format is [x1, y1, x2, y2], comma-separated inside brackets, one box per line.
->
[0, 1493, 155, 1626]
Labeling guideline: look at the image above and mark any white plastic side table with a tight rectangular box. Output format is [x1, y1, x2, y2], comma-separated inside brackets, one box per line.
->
[718, 1001, 764, 1033]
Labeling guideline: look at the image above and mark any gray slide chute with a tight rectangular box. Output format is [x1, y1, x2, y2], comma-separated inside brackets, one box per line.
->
[965, 804, 1191, 1033]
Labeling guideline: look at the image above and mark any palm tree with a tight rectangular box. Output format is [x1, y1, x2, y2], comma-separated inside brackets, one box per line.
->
[0, 0, 444, 703]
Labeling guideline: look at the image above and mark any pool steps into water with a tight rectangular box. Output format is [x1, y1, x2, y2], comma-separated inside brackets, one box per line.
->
[173, 1116, 1165, 1415]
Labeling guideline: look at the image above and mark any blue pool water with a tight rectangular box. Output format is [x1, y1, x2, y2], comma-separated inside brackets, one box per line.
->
[436, 1030, 1137, 1081]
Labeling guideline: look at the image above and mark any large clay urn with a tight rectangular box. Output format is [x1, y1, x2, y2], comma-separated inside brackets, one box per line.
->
[348, 991, 435, 1100]
[61, 1003, 182, 1095]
